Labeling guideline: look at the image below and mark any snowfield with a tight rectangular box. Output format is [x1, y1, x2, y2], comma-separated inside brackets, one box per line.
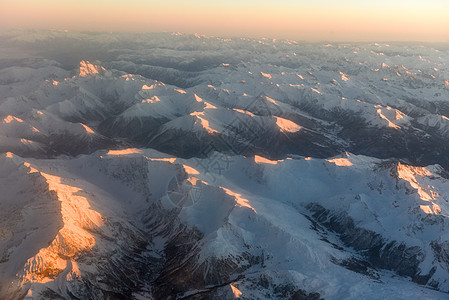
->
[0, 30, 449, 299]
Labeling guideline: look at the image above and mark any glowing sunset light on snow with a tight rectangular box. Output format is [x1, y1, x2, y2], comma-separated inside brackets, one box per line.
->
[396, 163, 440, 202]
[254, 155, 280, 165]
[327, 157, 353, 167]
[275, 117, 301, 133]
[20, 171, 104, 285]
[340, 72, 350, 81]
[20, 138, 33, 145]
[183, 165, 200, 175]
[187, 177, 199, 185]
[3, 115, 23, 124]
[194, 94, 204, 103]
[2, 0, 449, 297]
[260, 72, 272, 79]
[191, 111, 219, 134]
[230, 284, 243, 298]
[148, 157, 177, 163]
[376, 108, 401, 129]
[233, 109, 255, 116]
[107, 148, 143, 155]
[142, 84, 156, 90]
[265, 96, 278, 105]
[222, 187, 257, 213]
[23, 162, 39, 174]
[80, 123, 95, 134]
[203, 102, 217, 109]
[142, 96, 161, 104]
[79, 60, 105, 76]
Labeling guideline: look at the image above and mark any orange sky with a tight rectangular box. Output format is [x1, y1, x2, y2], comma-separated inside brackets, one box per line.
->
[1, 0, 448, 42]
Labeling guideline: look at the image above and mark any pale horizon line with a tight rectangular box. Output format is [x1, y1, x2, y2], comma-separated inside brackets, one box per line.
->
[2, 28, 449, 45]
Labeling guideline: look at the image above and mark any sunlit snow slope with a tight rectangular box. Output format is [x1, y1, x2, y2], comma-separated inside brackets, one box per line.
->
[0, 30, 449, 299]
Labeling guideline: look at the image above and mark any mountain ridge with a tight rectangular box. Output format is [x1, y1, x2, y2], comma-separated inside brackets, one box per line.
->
[0, 31, 449, 299]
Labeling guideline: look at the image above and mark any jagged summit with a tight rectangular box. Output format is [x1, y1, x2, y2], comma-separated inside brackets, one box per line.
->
[78, 60, 108, 77]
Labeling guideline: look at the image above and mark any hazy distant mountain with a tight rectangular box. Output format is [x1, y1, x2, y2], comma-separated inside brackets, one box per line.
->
[0, 30, 449, 299]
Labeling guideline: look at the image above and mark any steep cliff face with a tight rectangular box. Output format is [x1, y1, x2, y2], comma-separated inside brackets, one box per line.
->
[0, 153, 157, 299]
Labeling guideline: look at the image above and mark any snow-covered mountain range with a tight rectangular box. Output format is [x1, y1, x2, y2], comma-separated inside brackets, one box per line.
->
[1, 30, 449, 299]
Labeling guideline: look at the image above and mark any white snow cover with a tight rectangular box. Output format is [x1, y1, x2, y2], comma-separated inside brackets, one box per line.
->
[1, 149, 449, 299]
[0, 30, 449, 299]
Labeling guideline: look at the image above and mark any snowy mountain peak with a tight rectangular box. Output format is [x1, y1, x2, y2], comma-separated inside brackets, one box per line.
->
[78, 60, 107, 77]
[1, 31, 449, 299]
